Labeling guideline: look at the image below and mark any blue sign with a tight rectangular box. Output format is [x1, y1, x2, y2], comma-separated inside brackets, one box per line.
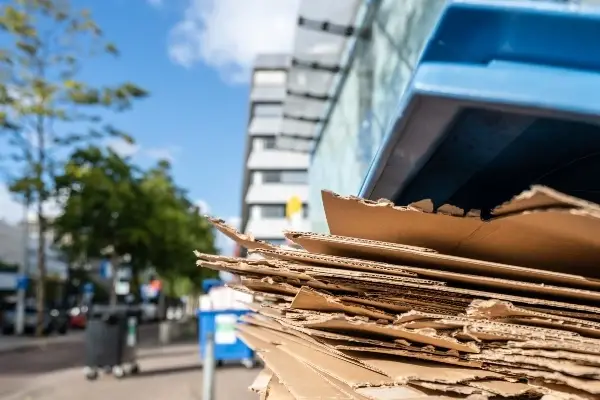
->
[100, 259, 112, 279]
[83, 282, 94, 294]
[16, 275, 28, 290]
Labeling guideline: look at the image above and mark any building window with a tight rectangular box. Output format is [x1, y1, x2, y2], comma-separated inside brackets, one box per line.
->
[263, 137, 277, 149]
[260, 205, 286, 219]
[258, 170, 308, 184]
[281, 171, 308, 184]
[262, 171, 281, 183]
[253, 70, 287, 86]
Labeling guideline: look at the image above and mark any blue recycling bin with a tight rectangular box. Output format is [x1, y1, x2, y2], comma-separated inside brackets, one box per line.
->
[197, 309, 254, 365]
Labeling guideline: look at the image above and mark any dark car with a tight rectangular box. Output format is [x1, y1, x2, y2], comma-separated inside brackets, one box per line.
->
[1, 301, 68, 335]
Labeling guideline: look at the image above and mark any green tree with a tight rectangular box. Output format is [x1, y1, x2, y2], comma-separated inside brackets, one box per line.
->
[0, 0, 148, 334]
[54, 145, 146, 306]
[139, 161, 217, 293]
[54, 147, 218, 306]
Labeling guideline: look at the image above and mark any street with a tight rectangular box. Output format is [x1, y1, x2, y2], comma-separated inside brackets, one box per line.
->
[0, 325, 259, 400]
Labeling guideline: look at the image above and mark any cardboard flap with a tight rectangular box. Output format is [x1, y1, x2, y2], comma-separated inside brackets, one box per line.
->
[295, 315, 480, 354]
[279, 342, 395, 389]
[492, 185, 600, 216]
[259, 347, 355, 399]
[321, 188, 600, 277]
[254, 248, 600, 303]
[204, 216, 275, 250]
[250, 369, 274, 394]
[291, 287, 394, 322]
[284, 233, 600, 305]
[264, 379, 295, 400]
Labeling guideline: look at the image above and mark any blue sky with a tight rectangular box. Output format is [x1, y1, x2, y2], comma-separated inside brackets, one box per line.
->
[0, 0, 301, 254]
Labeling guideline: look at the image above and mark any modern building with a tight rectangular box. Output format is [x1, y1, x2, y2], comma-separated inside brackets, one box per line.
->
[274, 0, 595, 232]
[239, 54, 311, 255]
[0, 218, 68, 290]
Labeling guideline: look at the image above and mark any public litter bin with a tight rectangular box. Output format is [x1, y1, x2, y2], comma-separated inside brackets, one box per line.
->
[197, 309, 254, 368]
[84, 308, 140, 380]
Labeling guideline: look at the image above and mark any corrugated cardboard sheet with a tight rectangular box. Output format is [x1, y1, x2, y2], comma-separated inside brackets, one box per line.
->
[198, 186, 600, 400]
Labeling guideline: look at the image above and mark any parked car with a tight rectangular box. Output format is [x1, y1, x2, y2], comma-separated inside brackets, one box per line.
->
[1, 301, 69, 335]
[68, 305, 88, 329]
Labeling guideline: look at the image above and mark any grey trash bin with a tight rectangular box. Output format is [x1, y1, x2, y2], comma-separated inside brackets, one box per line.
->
[83, 308, 140, 380]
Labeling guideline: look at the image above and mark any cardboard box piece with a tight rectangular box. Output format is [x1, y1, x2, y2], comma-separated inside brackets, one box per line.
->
[196, 185, 600, 400]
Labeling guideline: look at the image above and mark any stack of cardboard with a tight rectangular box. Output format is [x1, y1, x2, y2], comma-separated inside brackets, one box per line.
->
[195, 186, 600, 400]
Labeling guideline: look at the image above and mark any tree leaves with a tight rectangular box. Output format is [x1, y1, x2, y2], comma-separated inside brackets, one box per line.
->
[54, 146, 217, 294]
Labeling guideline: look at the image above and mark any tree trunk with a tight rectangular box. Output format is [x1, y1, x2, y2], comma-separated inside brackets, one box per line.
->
[35, 208, 47, 337]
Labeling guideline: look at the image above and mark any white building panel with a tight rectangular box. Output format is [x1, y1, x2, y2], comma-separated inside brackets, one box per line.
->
[247, 150, 310, 170]
[245, 184, 309, 204]
[245, 217, 311, 239]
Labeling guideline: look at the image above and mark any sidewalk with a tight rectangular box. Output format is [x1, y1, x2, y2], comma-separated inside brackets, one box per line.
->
[0, 332, 84, 355]
[4, 342, 259, 400]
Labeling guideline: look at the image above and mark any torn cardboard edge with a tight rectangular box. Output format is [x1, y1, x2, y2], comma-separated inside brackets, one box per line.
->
[282, 234, 600, 315]
[252, 247, 600, 303]
[203, 216, 275, 251]
[242, 321, 596, 398]
[279, 312, 481, 354]
[283, 230, 600, 292]
[263, 379, 295, 400]
[250, 368, 274, 394]
[320, 187, 600, 277]
[196, 256, 445, 288]
[199, 251, 600, 319]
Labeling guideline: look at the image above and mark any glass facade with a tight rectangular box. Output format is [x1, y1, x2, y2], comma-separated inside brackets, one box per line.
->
[308, 0, 445, 233]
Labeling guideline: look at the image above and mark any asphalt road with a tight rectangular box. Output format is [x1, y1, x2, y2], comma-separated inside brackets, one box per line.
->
[0, 324, 259, 400]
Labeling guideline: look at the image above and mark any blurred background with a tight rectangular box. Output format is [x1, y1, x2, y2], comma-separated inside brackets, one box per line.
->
[1, 0, 598, 399]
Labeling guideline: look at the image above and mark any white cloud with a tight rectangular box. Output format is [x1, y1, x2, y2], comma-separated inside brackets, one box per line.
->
[0, 184, 25, 224]
[0, 183, 62, 225]
[195, 199, 210, 214]
[107, 138, 140, 157]
[167, 0, 300, 83]
[147, 0, 163, 7]
[144, 146, 182, 162]
[107, 139, 182, 163]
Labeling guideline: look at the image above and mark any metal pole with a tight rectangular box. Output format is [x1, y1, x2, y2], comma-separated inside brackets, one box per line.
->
[15, 201, 30, 335]
[202, 331, 216, 400]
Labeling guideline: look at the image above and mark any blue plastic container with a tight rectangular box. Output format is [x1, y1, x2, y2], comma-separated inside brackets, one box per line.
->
[197, 309, 254, 364]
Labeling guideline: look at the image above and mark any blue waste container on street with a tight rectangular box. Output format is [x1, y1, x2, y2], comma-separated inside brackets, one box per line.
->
[197, 309, 255, 368]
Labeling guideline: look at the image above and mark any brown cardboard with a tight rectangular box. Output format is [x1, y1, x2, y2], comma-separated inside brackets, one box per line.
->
[486, 365, 600, 394]
[283, 231, 600, 291]
[466, 300, 600, 329]
[204, 216, 275, 251]
[473, 352, 600, 378]
[290, 287, 395, 322]
[321, 277, 600, 316]
[285, 314, 480, 353]
[410, 381, 493, 397]
[250, 368, 274, 394]
[320, 188, 600, 277]
[258, 347, 355, 399]
[264, 379, 295, 400]
[254, 248, 600, 303]
[337, 351, 503, 385]
[277, 342, 397, 388]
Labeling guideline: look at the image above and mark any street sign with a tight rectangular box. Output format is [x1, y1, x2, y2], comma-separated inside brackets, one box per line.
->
[16, 275, 28, 290]
[83, 282, 94, 294]
[100, 259, 112, 279]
